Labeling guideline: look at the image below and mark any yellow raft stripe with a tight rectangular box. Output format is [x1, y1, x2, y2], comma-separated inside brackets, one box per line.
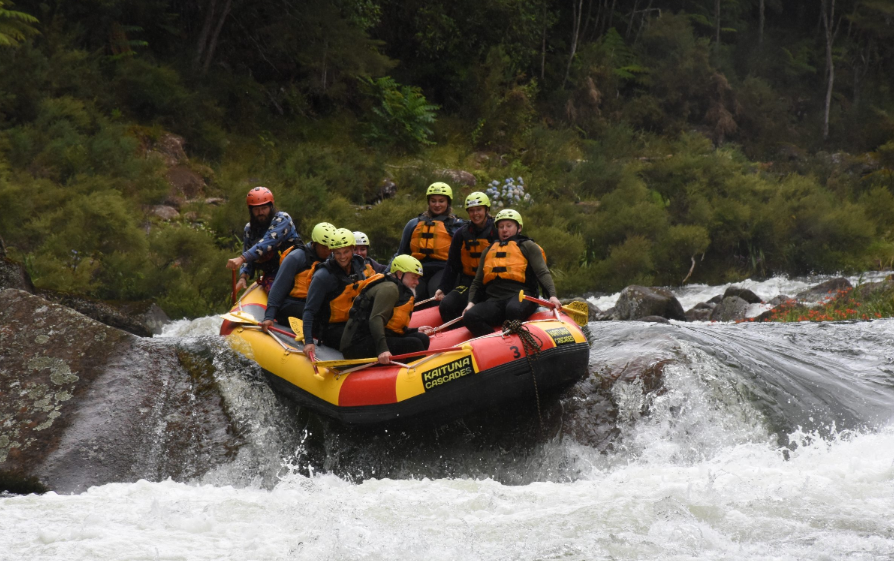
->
[226, 327, 348, 405]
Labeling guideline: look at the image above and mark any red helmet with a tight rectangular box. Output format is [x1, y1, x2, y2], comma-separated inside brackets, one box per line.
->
[246, 186, 274, 207]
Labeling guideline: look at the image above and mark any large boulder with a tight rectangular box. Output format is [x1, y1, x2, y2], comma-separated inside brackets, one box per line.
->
[0, 289, 243, 493]
[435, 168, 477, 187]
[36, 292, 170, 337]
[723, 286, 762, 304]
[795, 277, 853, 303]
[614, 285, 687, 321]
[710, 296, 750, 322]
[711, 296, 748, 321]
[685, 302, 715, 322]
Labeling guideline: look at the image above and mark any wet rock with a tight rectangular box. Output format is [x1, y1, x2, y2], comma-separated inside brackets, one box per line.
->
[638, 315, 670, 324]
[614, 285, 687, 322]
[36, 292, 168, 337]
[435, 168, 477, 187]
[591, 306, 616, 321]
[854, 279, 894, 300]
[768, 294, 794, 307]
[685, 302, 715, 322]
[707, 294, 723, 304]
[795, 277, 853, 303]
[0, 289, 243, 494]
[723, 286, 762, 304]
[709, 296, 749, 322]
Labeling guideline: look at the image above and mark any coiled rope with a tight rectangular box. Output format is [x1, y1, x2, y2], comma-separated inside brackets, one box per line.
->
[502, 319, 545, 430]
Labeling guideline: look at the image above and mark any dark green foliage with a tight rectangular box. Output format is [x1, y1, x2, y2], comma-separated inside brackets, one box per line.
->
[362, 76, 439, 151]
[1, 0, 894, 318]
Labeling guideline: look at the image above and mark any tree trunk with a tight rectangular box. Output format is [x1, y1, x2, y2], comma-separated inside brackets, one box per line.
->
[758, 0, 765, 47]
[820, 0, 836, 140]
[194, 0, 218, 69]
[541, 2, 548, 80]
[201, 0, 232, 75]
[633, 0, 653, 47]
[562, 0, 584, 89]
[714, 0, 721, 55]
[626, 0, 640, 38]
[606, 0, 617, 32]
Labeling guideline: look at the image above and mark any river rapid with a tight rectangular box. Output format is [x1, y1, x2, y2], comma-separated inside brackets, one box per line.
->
[2, 274, 894, 560]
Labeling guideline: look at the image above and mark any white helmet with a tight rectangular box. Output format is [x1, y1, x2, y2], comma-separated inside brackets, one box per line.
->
[352, 231, 370, 246]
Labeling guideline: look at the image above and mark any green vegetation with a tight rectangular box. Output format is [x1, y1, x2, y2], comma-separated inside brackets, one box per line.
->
[1, 1, 893, 318]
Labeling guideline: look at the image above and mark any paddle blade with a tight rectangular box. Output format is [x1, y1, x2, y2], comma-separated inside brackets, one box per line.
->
[220, 311, 259, 325]
[561, 301, 590, 327]
[287, 317, 304, 341]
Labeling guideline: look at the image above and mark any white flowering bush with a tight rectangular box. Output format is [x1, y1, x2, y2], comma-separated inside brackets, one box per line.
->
[484, 177, 531, 209]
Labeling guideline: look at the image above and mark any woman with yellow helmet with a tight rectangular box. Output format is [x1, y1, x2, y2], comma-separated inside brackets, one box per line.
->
[340, 255, 431, 365]
[462, 209, 561, 337]
[301, 228, 376, 357]
[394, 182, 465, 301]
[434, 191, 499, 323]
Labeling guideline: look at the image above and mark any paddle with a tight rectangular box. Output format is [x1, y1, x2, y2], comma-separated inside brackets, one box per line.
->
[414, 296, 438, 307]
[220, 311, 297, 338]
[286, 317, 305, 342]
[518, 291, 590, 326]
[231, 270, 238, 304]
[314, 345, 465, 369]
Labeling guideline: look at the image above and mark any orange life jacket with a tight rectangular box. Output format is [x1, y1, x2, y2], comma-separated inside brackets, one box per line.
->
[410, 216, 454, 261]
[363, 262, 376, 278]
[279, 245, 323, 299]
[328, 273, 383, 324]
[482, 239, 547, 285]
[459, 220, 497, 277]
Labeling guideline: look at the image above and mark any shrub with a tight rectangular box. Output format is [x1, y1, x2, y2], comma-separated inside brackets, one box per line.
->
[362, 76, 439, 151]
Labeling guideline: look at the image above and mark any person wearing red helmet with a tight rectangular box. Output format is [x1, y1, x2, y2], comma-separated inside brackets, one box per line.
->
[225, 186, 301, 292]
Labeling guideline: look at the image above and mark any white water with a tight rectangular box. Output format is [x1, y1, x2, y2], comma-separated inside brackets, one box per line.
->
[588, 271, 894, 312]
[4, 278, 894, 560]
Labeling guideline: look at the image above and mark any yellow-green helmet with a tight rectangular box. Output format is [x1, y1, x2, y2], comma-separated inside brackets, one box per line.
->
[328, 228, 356, 250]
[465, 191, 491, 209]
[426, 182, 453, 200]
[494, 208, 523, 229]
[311, 222, 336, 245]
[390, 254, 423, 276]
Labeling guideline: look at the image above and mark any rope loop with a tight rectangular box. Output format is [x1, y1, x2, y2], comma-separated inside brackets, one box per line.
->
[502, 320, 545, 430]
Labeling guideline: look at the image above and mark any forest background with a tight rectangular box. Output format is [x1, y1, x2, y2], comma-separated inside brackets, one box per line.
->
[1, 0, 893, 319]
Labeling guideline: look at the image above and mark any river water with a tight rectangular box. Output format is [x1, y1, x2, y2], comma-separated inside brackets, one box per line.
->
[3, 274, 894, 560]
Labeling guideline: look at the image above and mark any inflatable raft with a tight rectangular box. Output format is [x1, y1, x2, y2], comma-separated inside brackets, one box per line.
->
[220, 284, 590, 425]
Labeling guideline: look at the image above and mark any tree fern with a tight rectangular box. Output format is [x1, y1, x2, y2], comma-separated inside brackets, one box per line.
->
[0, 0, 39, 47]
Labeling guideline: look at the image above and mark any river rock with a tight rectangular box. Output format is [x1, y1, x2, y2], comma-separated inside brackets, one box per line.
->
[795, 277, 853, 303]
[723, 286, 762, 304]
[614, 285, 687, 322]
[768, 294, 794, 307]
[36, 292, 169, 337]
[0, 289, 243, 493]
[685, 302, 715, 322]
[854, 279, 894, 300]
[710, 296, 749, 322]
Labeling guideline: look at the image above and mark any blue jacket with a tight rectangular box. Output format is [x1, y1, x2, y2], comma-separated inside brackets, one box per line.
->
[301, 255, 368, 345]
[239, 211, 301, 278]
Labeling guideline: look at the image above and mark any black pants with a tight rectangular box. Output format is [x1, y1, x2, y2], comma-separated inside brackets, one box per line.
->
[415, 265, 445, 301]
[463, 296, 538, 338]
[343, 331, 431, 359]
[274, 298, 305, 326]
[319, 322, 347, 349]
[438, 285, 469, 323]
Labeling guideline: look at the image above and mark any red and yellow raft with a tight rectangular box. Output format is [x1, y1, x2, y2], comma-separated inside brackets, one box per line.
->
[220, 284, 590, 425]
